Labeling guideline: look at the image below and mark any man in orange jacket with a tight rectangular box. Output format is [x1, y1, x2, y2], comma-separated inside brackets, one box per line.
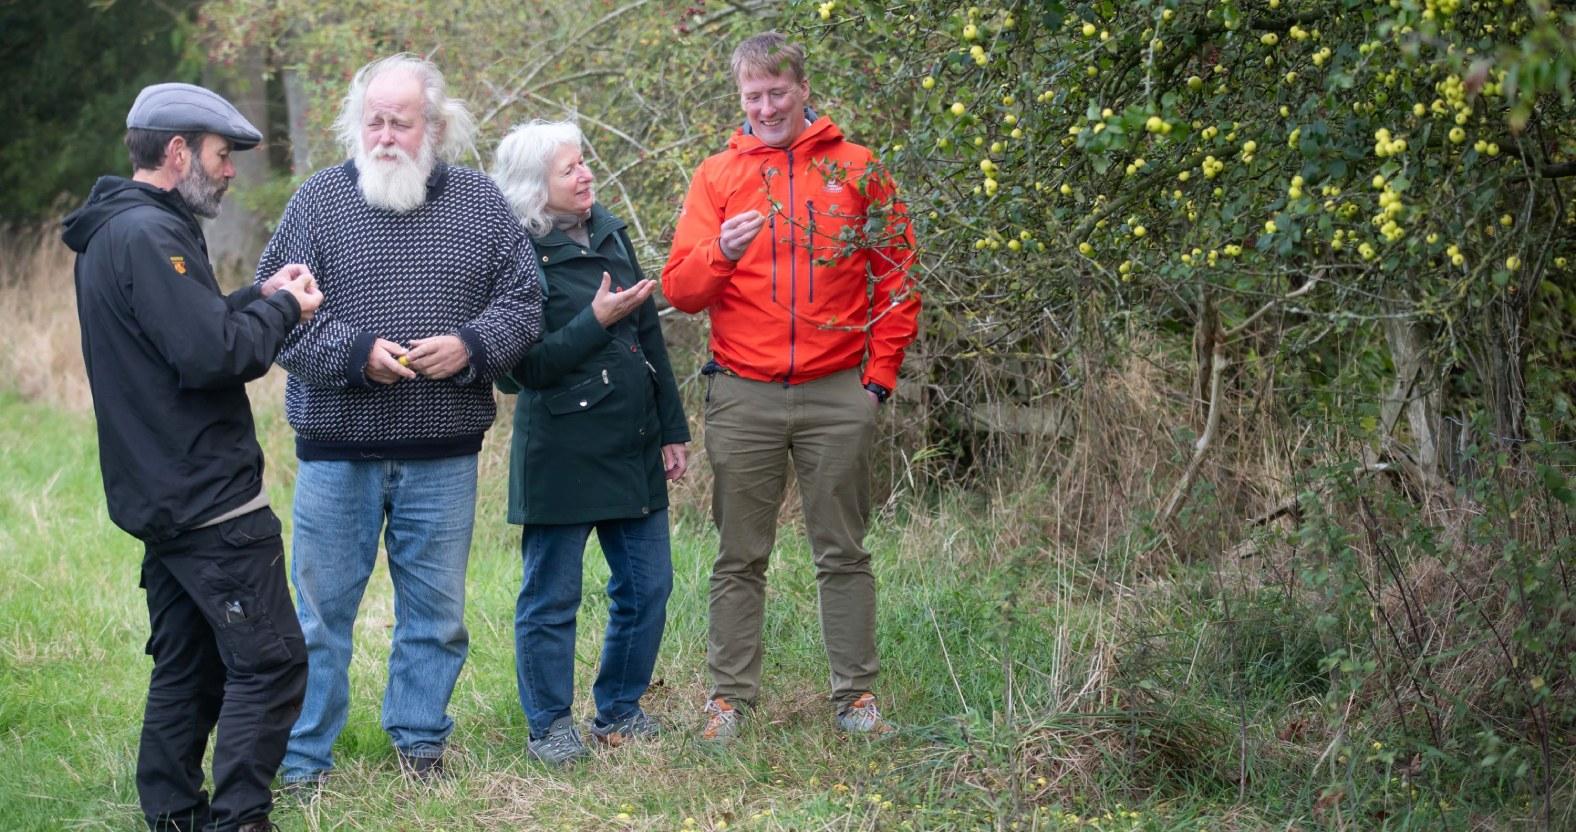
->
[662, 31, 920, 740]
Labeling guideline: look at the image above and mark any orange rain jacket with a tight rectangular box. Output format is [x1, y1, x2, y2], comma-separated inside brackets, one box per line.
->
[661, 116, 920, 392]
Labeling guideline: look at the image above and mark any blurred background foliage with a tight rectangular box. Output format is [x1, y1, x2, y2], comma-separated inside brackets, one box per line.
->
[1, 0, 202, 220]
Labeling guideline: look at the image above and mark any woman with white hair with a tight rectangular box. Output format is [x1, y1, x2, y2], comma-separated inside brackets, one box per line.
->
[492, 120, 690, 766]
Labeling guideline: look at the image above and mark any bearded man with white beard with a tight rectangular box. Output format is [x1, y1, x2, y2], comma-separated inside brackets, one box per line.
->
[255, 54, 544, 788]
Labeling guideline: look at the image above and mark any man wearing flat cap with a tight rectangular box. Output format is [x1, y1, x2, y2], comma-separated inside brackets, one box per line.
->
[64, 82, 323, 832]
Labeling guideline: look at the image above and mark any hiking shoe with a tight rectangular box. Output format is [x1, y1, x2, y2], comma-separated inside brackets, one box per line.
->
[700, 697, 741, 742]
[528, 716, 589, 766]
[589, 709, 662, 747]
[397, 749, 446, 780]
[236, 823, 279, 832]
[835, 693, 895, 736]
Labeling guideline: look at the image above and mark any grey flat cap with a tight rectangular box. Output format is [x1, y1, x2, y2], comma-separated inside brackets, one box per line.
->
[126, 82, 263, 150]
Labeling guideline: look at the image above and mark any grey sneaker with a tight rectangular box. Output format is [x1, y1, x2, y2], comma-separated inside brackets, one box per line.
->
[589, 709, 662, 747]
[528, 716, 589, 766]
[835, 693, 895, 736]
[700, 697, 741, 742]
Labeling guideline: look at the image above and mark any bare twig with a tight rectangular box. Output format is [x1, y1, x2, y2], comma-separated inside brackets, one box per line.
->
[1159, 334, 1226, 526]
[1223, 274, 1320, 340]
[477, 0, 651, 128]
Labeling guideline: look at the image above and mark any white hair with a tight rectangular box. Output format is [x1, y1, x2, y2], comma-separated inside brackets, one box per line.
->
[334, 54, 476, 163]
[491, 119, 585, 238]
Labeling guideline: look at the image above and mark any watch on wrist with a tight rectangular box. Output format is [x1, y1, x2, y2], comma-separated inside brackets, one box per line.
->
[863, 381, 891, 404]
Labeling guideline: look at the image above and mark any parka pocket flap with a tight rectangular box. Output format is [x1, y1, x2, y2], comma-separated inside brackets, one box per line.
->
[545, 376, 615, 415]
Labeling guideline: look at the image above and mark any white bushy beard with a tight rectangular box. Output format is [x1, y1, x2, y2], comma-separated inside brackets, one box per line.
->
[357, 138, 435, 214]
[177, 157, 227, 219]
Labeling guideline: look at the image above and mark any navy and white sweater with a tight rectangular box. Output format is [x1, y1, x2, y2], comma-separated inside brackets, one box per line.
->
[256, 160, 544, 460]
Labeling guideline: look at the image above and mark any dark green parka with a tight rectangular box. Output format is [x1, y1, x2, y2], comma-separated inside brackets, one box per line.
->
[497, 204, 690, 525]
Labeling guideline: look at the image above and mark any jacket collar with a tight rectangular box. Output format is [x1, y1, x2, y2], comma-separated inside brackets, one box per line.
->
[62, 176, 205, 254]
[730, 109, 841, 155]
[531, 203, 625, 251]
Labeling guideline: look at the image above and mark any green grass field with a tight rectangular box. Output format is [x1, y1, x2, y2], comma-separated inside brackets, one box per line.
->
[0, 389, 1128, 832]
[5, 385, 1557, 831]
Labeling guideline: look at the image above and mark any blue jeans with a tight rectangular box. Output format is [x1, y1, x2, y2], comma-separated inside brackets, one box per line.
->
[281, 456, 477, 781]
[516, 510, 673, 738]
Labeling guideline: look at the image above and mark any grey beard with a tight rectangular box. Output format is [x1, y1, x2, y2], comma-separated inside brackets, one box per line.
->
[177, 161, 226, 219]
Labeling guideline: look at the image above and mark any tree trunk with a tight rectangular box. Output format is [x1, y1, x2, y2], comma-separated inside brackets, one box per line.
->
[282, 66, 317, 176]
[1380, 318, 1444, 481]
[1484, 295, 1530, 452]
[201, 46, 272, 277]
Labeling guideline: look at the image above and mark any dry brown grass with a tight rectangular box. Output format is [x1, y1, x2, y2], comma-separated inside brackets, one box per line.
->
[0, 222, 292, 415]
[1, 223, 92, 411]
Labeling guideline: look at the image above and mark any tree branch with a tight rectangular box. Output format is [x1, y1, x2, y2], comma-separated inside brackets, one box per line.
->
[476, 0, 651, 128]
[1222, 273, 1320, 340]
[1159, 333, 1227, 527]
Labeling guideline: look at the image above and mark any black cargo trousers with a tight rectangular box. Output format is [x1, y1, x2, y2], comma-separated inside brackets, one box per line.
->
[137, 508, 307, 832]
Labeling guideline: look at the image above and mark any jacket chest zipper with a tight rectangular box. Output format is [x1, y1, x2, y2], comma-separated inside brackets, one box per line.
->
[785, 149, 797, 386]
[806, 201, 816, 304]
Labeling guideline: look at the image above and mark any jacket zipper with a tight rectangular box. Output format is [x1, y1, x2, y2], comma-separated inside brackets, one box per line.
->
[806, 200, 816, 305]
[785, 148, 797, 386]
[769, 214, 778, 304]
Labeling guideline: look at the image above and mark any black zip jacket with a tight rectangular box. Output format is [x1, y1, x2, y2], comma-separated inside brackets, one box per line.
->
[63, 176, 301, 542]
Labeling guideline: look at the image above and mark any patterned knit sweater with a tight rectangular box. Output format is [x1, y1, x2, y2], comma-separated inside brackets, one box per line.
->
[256, 160, 543, 460]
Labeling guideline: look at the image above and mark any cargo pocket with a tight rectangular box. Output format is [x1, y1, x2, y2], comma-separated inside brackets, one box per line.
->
[201, 521, 294, 674]
[216, 509, 282, 548]
[545, 372, 615, 415]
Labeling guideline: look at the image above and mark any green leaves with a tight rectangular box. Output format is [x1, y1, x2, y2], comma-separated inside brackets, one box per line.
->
[1538, 464, 1574, 506]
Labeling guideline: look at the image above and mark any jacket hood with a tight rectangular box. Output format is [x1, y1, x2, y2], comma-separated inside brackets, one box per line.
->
[728, 110, 841, 154]
[62, 176, 193, 253]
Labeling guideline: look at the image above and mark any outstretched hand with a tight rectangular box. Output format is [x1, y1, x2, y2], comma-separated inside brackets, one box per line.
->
[591, 273, 656, 327]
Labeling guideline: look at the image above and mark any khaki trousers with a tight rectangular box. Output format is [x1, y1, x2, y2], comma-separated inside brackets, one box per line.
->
[703, 368, 880, 709]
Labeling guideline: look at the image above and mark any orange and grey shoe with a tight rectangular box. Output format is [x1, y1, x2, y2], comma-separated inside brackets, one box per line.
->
[835, 693, 895, 736]
[700, 697, 741, 742]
